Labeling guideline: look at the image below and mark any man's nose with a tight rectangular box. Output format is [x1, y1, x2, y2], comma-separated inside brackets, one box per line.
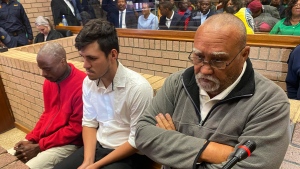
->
[199, 62, 214, 75]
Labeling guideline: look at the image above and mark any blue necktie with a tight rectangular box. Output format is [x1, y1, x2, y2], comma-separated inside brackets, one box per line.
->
[119, 11, 123, 28]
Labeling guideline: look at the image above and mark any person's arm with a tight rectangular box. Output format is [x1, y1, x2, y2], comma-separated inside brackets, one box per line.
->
[152, 16, 159, 30]
[135, 73, 210, 168]
[19, 3, 33, 41]
[286, 46, 300, 99]
[136, 71, 290, 169]
[156, 113, 234, 164]
[78, 77, 100, 169]
[88, 141, 137, 169]
[14, 142, 40, 163]
[77, 126, 97, 169]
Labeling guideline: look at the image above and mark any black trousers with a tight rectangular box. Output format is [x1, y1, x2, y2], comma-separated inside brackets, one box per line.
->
[53, 142, 153, 169]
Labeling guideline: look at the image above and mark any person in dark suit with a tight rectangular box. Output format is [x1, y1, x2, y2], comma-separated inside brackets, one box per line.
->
[159, 1, 184, 30]
[51, 0, 80, 26]
[102, 0, 119, 26]
[187, 0, 216, 31]
[117, 0, 138, 28]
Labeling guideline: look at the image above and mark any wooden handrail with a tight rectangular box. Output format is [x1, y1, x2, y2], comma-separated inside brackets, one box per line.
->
[56, 26, 300, 49]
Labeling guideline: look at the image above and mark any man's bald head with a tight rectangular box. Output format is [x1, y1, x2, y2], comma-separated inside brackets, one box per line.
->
[196, 13, 247, 49]
[36, 42, 69, 82]
[37, 42, 66, 62]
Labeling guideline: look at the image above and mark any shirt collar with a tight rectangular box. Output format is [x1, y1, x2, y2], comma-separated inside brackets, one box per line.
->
[200, 61, 247, 100]
[166, 11, 174, 20]
[93, 61, 126, 88]
[201, 9, 210, 16]
[119, 9, 126, 13]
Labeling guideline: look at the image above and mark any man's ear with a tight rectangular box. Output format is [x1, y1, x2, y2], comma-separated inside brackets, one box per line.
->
[242, 46, 250, 61]
[111, 49, 118, 60]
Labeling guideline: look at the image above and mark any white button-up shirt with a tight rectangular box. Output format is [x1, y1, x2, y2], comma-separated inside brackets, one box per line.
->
[82, 62, 153, 149]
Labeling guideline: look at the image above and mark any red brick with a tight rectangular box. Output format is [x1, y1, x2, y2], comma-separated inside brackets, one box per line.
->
[167, 41, 173, 51]
[132, 48, 147, 56]
[161, 51, 179, 59]
[149, 39, 155, 49]
[138, 39, 145, 48]
[172, 41, 180, 52]
[282, 145, 300, 164]
[2, 160, 29, 169]
[0, 147, 7, 155]
[155, 40, 161, 50]
[292, 122, 300, 146]
[186, 42, 193, 52]
[0, 153, 18, 168]
[154, 58, 170, 66]
[140, 55, 154, 63]
[144, 39, 150, 49]
[134, 38, 139, 48]
[177, 41, 185, 52]
[280, 161, 300, 169]
[259, 47, 270, 60]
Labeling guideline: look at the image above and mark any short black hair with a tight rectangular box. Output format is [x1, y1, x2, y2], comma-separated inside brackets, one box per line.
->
[75, 19, 119, 58]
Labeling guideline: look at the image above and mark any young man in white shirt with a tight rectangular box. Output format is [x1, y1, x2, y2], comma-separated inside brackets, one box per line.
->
[54, 19, 153, 169]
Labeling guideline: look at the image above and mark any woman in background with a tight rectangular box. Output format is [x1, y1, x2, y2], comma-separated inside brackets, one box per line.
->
[138, 3, 159, 30]
[34, 16, 64, 43]
[270, 0, 300, 35]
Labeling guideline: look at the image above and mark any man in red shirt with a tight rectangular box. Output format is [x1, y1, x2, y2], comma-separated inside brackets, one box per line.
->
[13, 42, 86, 169]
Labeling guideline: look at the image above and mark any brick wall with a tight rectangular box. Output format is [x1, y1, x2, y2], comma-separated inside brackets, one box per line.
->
[119, 38, 291, 91]
[0, 35, 293, 129]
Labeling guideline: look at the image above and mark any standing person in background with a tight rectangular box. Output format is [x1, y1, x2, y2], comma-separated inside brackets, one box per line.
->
[286, 44, 300, 99]
[34, 16, 64, 43]
[53, 18, 153, 169]
[270, 0, 300, 35]
[102, 0, 119, 26]
[138, 2, 159, 29]
[51, 0, 81, 26]
[80, 0, 97, 19]
[13, 42, 86, 169]
[0, 0, 33, 48]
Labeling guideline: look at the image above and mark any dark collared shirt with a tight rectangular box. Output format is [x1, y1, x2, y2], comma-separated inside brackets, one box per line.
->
[0, 0, 33, 39]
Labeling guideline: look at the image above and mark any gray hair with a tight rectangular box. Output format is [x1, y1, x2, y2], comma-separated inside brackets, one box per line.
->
[37, 42, 66, 62]
[35, 16, 53, 30]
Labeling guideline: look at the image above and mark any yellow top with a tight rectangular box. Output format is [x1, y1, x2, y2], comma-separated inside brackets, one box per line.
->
[234, 8, 254, 34]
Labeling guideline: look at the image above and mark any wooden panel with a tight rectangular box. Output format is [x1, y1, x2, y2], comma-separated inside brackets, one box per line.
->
[56, 26, 300, 49]
[0, 75, 14, 134]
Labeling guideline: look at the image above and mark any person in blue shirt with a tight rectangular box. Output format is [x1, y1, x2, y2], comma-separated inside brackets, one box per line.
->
[138, 3, 159, 29]
[0, 0, 33, 48]
[286, 45, 300, 100]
